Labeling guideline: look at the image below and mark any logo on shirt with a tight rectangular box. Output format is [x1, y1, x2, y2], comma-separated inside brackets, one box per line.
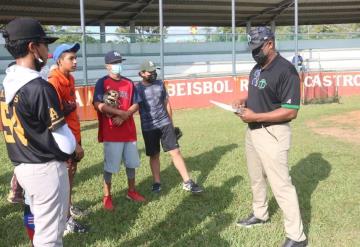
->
[286, 99, 292, 104]
[257, 79, 267, 89]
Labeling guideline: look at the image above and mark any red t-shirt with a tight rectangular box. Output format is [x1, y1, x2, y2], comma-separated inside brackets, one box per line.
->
[93, 76, 138, 142]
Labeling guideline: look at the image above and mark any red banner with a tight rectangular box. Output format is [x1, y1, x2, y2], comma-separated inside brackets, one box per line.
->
[1, 71, 360, 128]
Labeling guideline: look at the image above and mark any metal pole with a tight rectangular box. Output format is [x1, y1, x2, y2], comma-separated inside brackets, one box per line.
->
[80, 0, 88, 84]
[231, 0, 236, 75]
[159, 0, 164, 80]
[294, 0, 299, 68]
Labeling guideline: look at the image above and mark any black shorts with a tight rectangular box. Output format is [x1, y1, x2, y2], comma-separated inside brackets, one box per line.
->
[142, 124, 179, 156]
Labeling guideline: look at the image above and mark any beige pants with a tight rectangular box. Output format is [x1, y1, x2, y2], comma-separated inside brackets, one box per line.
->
[245, 123, 306, 242]
[15, 160, 69, 247]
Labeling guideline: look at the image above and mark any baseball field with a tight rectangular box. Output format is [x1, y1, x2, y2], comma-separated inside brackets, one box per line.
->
[1, 96, 360, 247]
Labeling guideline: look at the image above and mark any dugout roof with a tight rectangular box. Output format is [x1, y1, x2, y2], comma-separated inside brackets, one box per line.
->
[0, 0, 360, 27]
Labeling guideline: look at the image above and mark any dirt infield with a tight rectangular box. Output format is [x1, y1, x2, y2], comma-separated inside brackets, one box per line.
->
[306, 111, 360, 144]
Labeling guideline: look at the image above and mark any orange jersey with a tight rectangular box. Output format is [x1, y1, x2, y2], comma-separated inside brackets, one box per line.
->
[48, 68, 81, 142]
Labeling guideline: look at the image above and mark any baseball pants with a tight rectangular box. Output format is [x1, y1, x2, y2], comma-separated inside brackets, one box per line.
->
[15, 160, 70, 247]
[245, 123, 306, 242]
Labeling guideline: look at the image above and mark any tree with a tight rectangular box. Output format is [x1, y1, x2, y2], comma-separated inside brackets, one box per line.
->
[44, 26, 99, 44]
[115, 26, 168, 43]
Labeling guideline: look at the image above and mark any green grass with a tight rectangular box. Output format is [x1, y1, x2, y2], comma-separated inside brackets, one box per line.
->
[1, 96, 360, 247]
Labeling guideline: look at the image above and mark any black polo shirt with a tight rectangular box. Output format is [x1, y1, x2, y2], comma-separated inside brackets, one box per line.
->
[246, 53, 300, 118]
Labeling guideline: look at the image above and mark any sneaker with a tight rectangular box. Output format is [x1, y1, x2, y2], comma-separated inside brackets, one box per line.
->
[63, 217, 87, 235]
[282, 237, 308, 247]
[182, 179, 203, 193]
[7, 190, 24, 204]
[236, 213, 267, 228]
[126, 190, 146, 202]
[70, 205, 87, 218]
[152, 183, 161, 193]
[103, 195, 114, 211]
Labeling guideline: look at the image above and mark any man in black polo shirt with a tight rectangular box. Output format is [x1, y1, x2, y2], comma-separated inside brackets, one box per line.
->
[233, 27, 307, 247]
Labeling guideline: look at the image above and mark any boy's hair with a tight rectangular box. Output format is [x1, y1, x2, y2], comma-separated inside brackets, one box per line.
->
[4, 38, 40, 59]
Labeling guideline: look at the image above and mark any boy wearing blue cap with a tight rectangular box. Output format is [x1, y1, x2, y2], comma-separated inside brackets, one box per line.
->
[48, 43, 87, 234]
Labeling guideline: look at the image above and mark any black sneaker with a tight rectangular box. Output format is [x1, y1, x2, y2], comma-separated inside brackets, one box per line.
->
[152, 183, 161, 193]
[70, 205, 88, 218]
[182, 179, 203, 193]
[236, 213, 267, 228]
[63, 217, 87, 235]
[282, 238, 308, 247]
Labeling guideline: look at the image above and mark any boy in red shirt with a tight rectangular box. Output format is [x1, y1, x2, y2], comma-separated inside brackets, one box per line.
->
[48, 43, 87, 234]
[93, 51, 145, 211]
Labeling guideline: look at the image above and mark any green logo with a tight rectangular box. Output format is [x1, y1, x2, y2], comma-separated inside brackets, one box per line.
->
[258, 79, 267, 89]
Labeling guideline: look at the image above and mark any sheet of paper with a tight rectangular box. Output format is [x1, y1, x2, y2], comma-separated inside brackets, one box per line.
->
[209, 100, 239, 113]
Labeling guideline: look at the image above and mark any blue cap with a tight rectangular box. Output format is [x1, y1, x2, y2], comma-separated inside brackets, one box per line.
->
[247, 27, 274, 50]
[104, 50, 126, 64]
[53, 43, 80, 61]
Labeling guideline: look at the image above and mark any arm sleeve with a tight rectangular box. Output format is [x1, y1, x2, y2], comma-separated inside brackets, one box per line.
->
[36, 83, 66, 131]
[93, 78, 105, 104]
[51, 123, 76, 154]
[279, 66, 301, 110]
[162, 81, 169, 100]
[132, 84, 142, 104]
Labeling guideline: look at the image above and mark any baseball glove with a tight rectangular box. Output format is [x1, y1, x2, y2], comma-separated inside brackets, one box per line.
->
[174, 127, 183, 140]
[103, 89, 119, 108]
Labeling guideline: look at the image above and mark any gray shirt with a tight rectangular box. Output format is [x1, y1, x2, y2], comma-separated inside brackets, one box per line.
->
[136, 80, 171, 131]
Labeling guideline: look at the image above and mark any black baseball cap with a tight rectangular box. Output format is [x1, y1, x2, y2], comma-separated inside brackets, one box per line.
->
[247, 26, 274, 50]
[2, 17, 58, 43]
[104, 50, 126, 64]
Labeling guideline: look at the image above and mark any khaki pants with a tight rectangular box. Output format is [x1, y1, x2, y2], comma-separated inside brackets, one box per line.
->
[245, 123, 306, 242]
[15, 160, 69, 247]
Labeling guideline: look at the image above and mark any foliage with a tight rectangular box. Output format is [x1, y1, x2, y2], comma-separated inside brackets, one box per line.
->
[115, 26, 168, 43]
[44, 26, 99, 44]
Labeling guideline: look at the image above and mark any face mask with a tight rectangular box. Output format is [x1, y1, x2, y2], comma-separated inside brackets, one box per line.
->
[111, 64, 122, 75]
[149, 71, 157, 82]
[252, 48, 268, 66]
[34, 55, 45, 72]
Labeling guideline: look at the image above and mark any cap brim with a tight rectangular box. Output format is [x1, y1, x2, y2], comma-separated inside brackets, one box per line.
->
[108, 58, 126, 64]
[42, 36, 58, 44]
[249, 42, 264, 51]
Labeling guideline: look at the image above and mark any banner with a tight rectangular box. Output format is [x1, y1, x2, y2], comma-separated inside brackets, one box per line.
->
[1, 71, 360, 128]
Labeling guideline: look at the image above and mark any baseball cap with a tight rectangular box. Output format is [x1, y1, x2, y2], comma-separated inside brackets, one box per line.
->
[140, 60, 159, 72]
[2, 17, 58, 43]
[104, 51, 126, 64]
[247, 26, 274, 50]
[53, 43, 80, 61]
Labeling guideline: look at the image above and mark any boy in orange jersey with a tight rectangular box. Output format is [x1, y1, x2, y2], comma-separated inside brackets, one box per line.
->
[48, 43, 87, 234]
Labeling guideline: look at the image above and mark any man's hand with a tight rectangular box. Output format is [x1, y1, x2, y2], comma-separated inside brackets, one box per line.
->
[74, 143, 84, 162]
[62, 100, 77, 116]
[236, 108, 258, 123]
[232, 98, 246, 111]
[117, 110, 131, 120]
[112, 115, 124, 126]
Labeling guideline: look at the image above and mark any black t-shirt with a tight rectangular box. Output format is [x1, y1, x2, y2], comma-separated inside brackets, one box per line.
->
[0, 78, 71, 165]
[246, 54, 300, 121]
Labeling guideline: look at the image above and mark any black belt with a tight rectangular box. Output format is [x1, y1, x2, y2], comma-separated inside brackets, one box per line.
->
[248, 122, 288, 130]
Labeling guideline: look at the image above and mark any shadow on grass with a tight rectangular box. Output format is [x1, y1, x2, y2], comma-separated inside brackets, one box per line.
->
[268, 152, 331, 237]
[64, 144, 238, 246]
[121, 176, 242, 246]
[80, 122, 98, 132]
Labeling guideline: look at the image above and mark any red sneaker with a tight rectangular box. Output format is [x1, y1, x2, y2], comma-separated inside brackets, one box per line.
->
[126, 190, 146, 202]
[103, 195, 114, 211]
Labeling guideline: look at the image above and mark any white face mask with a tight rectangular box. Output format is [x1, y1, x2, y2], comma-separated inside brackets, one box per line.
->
[111, 64, 122, 75]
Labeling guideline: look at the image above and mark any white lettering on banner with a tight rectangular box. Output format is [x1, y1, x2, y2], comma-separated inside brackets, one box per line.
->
[167, 79, 234, 97]
[354, 75, 360, 86]
[304, 74, 360, 88]
[323, 75, 332, 87]
[75, 89, 94, 107]
[240, 79, 249, 92]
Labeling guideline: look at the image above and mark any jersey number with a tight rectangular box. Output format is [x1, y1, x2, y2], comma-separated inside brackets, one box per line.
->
[0, 102, 28, 146]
